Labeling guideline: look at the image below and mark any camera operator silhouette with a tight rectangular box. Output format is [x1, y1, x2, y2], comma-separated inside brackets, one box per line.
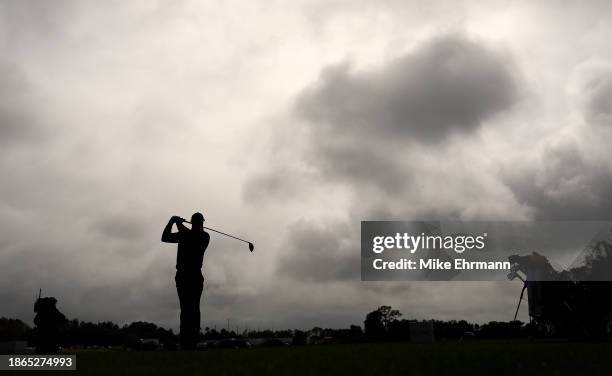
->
[33, 291, 66, 354]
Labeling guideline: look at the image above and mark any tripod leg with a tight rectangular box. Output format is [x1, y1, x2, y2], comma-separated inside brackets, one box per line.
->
[514, 283, 527, 321]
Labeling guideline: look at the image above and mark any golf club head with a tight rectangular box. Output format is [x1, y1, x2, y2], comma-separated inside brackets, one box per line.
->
[248, 242, 254, 252]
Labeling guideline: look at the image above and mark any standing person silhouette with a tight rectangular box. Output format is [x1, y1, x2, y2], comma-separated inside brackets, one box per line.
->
[162, 212, 210, 350]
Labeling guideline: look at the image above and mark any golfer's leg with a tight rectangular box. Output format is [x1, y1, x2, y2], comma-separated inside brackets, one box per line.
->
[195, 275, 204, 341]
[175, 274, 188, 347]
[184, 293, 194, 347]
[187, 275, 204, 348]
[183, 276, 200, 349]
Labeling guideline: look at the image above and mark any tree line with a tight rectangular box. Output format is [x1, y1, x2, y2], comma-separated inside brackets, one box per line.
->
[364, 305, 531, 341]
[0, 305, 534, 348]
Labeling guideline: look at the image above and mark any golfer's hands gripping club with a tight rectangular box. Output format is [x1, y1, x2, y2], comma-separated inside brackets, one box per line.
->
[171, 216, 186, 224]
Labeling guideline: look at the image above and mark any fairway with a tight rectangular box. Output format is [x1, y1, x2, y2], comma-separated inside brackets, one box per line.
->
[33, 340, 612, 376]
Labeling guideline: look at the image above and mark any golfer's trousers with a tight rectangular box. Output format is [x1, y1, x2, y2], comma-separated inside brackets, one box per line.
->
[175, 270, 204, 348]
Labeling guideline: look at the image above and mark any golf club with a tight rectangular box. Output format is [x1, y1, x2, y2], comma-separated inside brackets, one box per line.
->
[182, 219, 254, 252]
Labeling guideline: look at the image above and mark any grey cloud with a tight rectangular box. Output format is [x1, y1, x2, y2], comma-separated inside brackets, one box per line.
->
[0, 1, 76, 37]
[503, 139, 612, 220]
[242, 169, 314, 203]
[584, 72, 612, 128]
[0, 63, 44, 145]
[270, 34, 520, 202]
[296, 35, 517, 143]
[94, 216, 147, 241]
[245, 34, 520, 207]
[309, 141, 410, 196]
[277, 220, 360, 282]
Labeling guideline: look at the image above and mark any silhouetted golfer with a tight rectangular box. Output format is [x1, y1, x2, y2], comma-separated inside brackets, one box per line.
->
[162, 213, 210, 350]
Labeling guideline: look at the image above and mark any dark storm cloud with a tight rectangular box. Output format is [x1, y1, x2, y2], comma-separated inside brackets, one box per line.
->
[296, 35, 517, 143]
[288, 34, 517, 196]
[244, 34, 519, 204]
[503, 138, 612, 220]
[277, 220, 360, 282]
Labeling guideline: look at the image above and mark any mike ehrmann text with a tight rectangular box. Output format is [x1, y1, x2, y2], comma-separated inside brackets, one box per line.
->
[372, 258, 511, 270]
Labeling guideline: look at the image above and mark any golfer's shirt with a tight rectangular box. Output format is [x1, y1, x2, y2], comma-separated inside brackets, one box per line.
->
[175, 229, 210, 273]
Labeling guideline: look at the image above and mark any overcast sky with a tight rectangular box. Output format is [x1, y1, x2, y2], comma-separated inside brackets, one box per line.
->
[2, 0, 612, 331]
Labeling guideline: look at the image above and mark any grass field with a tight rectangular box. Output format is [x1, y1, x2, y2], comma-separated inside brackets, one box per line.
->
[20, 340, 612, 376]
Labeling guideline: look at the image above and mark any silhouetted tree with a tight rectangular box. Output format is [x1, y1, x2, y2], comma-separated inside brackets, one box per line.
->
[365, 306, 401, 340]
[365, 309, 385, 340]
[380, 306, 402, 329]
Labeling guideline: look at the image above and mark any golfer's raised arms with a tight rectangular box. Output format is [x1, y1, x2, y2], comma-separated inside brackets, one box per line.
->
[161, 215, 183, 243]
